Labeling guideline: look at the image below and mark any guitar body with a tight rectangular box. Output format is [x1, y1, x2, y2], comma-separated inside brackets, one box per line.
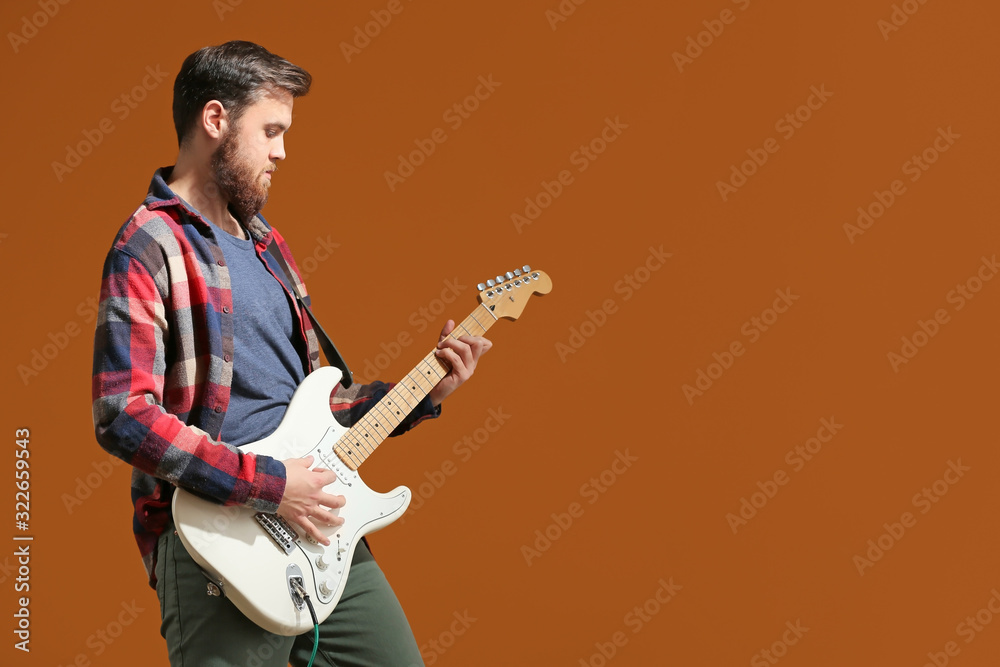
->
[171, 266, 552, 636]
[171, 366, 411, 636]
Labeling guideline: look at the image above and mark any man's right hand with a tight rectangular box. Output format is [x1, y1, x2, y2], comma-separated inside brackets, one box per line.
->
[276, 455, 345, 546]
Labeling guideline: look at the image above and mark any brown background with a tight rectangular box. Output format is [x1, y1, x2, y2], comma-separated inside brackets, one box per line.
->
[2, 0, 999, 665]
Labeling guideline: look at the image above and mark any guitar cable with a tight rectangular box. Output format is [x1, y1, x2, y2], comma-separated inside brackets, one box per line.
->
[291, 579, 321, 667]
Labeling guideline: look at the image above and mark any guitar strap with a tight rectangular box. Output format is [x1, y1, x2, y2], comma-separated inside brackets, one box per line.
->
[266, 236, 354, 388]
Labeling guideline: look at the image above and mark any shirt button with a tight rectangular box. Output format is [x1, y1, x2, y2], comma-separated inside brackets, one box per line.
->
[223, 306, 230, 314]
[217, 260, 225, 267]
[214, 406, 223, 413]
[224, 354, 232, 362]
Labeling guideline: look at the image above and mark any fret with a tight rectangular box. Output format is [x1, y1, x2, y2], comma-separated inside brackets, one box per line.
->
[479, 302, 498, 321]
[334, 312, 493, 470]
[352, 433, 376, 455]
[345, 430, 373, 456]
[331, 274, 531, 470]
[383, 391, 409, 414]
[382, 397, 407, 423]
[366, 405, 400, 434]
[468, 310, 487, 333]
[403, 370, 434, 395]
[334, 441, 364, 468]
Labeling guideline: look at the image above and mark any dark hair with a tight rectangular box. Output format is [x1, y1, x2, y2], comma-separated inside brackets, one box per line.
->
[172, 40, 311, 146]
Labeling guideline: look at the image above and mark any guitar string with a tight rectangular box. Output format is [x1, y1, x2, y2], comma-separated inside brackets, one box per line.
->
[333, 306, 496, 468]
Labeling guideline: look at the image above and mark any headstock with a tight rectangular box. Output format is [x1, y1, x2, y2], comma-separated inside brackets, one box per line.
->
[476, 265, 552, 320]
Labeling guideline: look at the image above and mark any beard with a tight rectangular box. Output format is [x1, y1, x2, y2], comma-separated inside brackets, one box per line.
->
[210, 129, 273, 224]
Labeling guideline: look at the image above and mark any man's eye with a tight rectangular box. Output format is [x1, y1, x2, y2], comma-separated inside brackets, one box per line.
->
[266, 130, 277, 138]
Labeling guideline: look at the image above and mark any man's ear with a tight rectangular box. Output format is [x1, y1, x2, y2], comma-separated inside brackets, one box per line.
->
[201, 100, 228, 140]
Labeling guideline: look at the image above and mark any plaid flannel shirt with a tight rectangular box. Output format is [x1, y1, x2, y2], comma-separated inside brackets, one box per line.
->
[92, 168, 438, 585]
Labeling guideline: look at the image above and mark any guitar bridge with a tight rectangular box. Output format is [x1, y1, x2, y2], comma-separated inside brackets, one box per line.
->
[255, 513, 297, 554]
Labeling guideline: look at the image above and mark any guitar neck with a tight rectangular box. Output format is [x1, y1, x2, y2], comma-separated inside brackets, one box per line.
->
[333, 303, 499, 469]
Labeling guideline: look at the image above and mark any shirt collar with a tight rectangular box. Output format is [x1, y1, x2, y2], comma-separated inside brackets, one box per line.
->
[144, 166, 274, 244]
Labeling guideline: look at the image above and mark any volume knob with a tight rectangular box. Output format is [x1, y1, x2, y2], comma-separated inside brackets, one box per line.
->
[316, 553, 330, 571]
[319, 580, 335, 596]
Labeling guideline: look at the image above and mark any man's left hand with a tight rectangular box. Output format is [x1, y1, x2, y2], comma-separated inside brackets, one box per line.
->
[428, 319, 492, 406]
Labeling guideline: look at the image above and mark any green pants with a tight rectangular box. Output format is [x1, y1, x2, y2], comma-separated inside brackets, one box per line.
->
[155, 526, 424, 666]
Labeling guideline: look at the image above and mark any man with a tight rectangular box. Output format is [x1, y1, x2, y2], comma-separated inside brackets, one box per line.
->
[92, 40, 490, 666]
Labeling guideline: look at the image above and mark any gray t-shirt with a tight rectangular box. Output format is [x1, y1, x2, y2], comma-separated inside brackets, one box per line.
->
[211, 223, 307, 447]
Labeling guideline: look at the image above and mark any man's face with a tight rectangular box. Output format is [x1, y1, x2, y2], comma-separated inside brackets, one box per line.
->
[211, 89, 293, 223]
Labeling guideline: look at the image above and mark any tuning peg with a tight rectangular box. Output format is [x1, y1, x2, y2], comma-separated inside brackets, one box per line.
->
[505, 271, 514, 280]
[477, 283, 486, 291]
[486, 279, 495, 288]
[513, 268, 522, 277]
[522, 265, 531, 273]
[495, 275, 504, 284]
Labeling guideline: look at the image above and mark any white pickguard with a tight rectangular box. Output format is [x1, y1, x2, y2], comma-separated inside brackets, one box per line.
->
[171, 366, 410, 636]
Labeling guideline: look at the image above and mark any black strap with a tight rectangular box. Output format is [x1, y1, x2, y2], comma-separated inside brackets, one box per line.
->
[266, 237, 354, 388]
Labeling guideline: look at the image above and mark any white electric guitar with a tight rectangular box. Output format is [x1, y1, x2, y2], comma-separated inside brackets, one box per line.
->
[172, 266, 551, 635]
